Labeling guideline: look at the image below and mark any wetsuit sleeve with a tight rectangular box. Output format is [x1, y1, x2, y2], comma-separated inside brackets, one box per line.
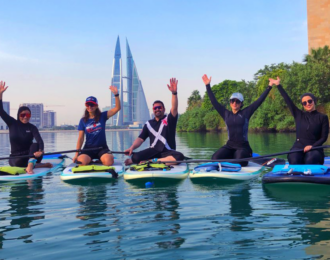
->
[0, 99, 16, 126]
[31, 125, 44, 151]
[138, 124, 149, 141]
[312, 115, 329, 147]
[206, 84, 227, 119]
[277, 84, 300, 118]
[244, 86, 272, 118]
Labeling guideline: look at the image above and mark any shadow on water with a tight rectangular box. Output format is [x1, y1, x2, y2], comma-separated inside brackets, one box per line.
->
[124, 178, 185, 189]
[0, 179, 45, 250]
[62, 178, 119, 187]
[263, 183, 330, 259]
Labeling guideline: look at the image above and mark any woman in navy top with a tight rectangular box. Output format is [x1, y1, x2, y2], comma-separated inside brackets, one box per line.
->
[72, 86, 121, 166]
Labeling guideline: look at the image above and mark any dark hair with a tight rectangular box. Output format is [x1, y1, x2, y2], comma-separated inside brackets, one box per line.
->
[83, 107, 102, 122]
[153, 100, 165, 108]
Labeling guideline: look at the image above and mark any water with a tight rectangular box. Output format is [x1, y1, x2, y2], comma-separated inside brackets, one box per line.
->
[1, 131, 330, 259]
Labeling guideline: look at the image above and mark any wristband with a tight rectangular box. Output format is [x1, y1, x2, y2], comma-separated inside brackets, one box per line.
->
[28, 159, 37, 167]
[115, 94, 119, 97]
[152, 158, 158, 162]
[172, 92, 177, 95]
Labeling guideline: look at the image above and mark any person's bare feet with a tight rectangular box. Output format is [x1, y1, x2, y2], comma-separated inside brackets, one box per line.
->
[26, 164, 34, 174]
[125, 158, 133, 165]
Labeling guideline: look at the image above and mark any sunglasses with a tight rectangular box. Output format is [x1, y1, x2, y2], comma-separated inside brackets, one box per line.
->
[153, 106, 163, 111]
[85, 103, 96, 108]
[20, 113, 31, 119]
[230, 99, 241, 104]
[302, 99, 313, 106]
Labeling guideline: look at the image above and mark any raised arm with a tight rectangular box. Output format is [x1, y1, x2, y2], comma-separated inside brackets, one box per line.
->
[270, 77, 300, 118]
[244, 85, 272, 118]
[202, 74, 226, 118]
[0, 81, 15, 126]
[107, 86, 121, 119]
[167, 78, 178, 117]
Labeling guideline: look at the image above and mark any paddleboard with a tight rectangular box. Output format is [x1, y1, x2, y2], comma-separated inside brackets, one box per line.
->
[61, 159, 124, 181]
[0, 154, 65, 182]
[190, 162, 264, 181]
[262, 156, 330, 185]
[124, 163, 189, 180]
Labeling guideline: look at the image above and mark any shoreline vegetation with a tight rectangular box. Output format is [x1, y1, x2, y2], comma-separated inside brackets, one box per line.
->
[178, 46, 330, 133]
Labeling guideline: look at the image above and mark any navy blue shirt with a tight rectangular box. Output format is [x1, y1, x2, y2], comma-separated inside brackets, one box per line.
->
[78, 111, 108, 148]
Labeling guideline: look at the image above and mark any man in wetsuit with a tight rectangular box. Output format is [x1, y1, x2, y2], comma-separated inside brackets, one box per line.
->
[124, 78, 184, 165]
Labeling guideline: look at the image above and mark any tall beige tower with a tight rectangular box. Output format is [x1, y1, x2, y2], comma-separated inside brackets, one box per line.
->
[307, 0, 330, 52]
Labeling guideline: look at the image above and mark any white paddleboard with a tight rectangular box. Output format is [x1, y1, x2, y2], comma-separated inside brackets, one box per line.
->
[0, 156, 65, 182]
[61, 159, 124, 181]
[190, 162, 264, 181]
[124, 163, 189, 180]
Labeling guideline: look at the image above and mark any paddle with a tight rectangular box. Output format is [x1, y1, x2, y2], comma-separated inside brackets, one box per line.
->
[154, 145, 330, 164]
[0, 147, 104, 160]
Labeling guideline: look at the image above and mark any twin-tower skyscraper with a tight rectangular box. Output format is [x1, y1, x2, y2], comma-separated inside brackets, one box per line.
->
[110, 36, 150, 126]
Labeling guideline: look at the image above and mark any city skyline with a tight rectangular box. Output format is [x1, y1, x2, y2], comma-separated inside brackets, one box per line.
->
[110, 36, 150, 126]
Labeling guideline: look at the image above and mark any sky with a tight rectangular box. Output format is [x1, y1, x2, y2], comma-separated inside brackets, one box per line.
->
[0, 0, 308, 125]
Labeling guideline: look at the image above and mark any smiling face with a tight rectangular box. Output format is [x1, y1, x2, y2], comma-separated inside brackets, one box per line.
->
[229, 98, 242, 112]
[301, 96, 315, 112]
[19, 110, 31, 124]
[153, 102, 165, 119]
[85, 102, 98, 114]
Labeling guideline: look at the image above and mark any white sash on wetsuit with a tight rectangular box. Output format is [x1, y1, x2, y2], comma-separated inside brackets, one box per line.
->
[146, 116, 172, 150]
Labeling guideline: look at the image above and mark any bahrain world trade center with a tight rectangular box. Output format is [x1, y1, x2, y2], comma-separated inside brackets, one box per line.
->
[110, 36, 150, 126]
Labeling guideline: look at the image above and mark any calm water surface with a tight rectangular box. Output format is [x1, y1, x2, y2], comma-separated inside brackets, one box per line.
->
[1, 131, 330, 259]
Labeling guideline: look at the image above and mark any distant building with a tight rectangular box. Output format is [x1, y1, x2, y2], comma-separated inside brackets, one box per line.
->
[102, 106, 111, 126]
[0, 101, 10, 130]
[20, 103, 44, 128]
[110, 36, 150, 126]
[307, 0, 330, 52]
[43, 110, 56, 128]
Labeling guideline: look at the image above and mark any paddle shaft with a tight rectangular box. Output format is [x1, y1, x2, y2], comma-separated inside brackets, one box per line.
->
[0, 147, 104, 160]
[156, 145, 330, 164]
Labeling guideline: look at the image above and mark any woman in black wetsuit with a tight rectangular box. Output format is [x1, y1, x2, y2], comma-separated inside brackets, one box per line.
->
[0, 81, 50, 173]
[202, 74, 272, 166]
[269, 77, 329, 164]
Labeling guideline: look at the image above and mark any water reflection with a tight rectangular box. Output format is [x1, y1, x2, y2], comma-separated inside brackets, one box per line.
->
[263, 184, 330, 259]
[125, 181, 185, 250]
[0, 179, 45, 249]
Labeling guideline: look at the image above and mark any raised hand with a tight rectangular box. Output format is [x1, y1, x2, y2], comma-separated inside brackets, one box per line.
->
[269, 76, 281, 86]
[167, 78, 178, 93]
[0, 81, 9, 95]
[109, 86, 118, 95]
[202, 74, 212, 86]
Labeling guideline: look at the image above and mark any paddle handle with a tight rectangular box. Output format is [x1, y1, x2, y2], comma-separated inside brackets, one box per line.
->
[156, 145, 330, 164]
[0, 147, 104, 160]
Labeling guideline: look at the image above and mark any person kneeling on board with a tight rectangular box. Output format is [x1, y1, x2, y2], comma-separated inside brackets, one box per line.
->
[124, 78, 184, 165]
[0, 81, 52, 174]
[269, 77, 329, 165]
[72, 86, 121, 166]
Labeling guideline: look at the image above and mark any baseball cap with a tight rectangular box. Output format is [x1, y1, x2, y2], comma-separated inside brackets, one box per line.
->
[85, 96, 98, 105]
[230, 93, 244, 102]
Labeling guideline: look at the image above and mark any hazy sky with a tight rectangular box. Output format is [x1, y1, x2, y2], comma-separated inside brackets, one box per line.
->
[0, 0, 307, 125]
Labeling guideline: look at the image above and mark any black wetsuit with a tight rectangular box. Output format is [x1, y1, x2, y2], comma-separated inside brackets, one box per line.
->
[131, 112, 184, 164]
[0, 100, 44, 167]
[206, 84, 272, 166]
[277, 85, 329, 164]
